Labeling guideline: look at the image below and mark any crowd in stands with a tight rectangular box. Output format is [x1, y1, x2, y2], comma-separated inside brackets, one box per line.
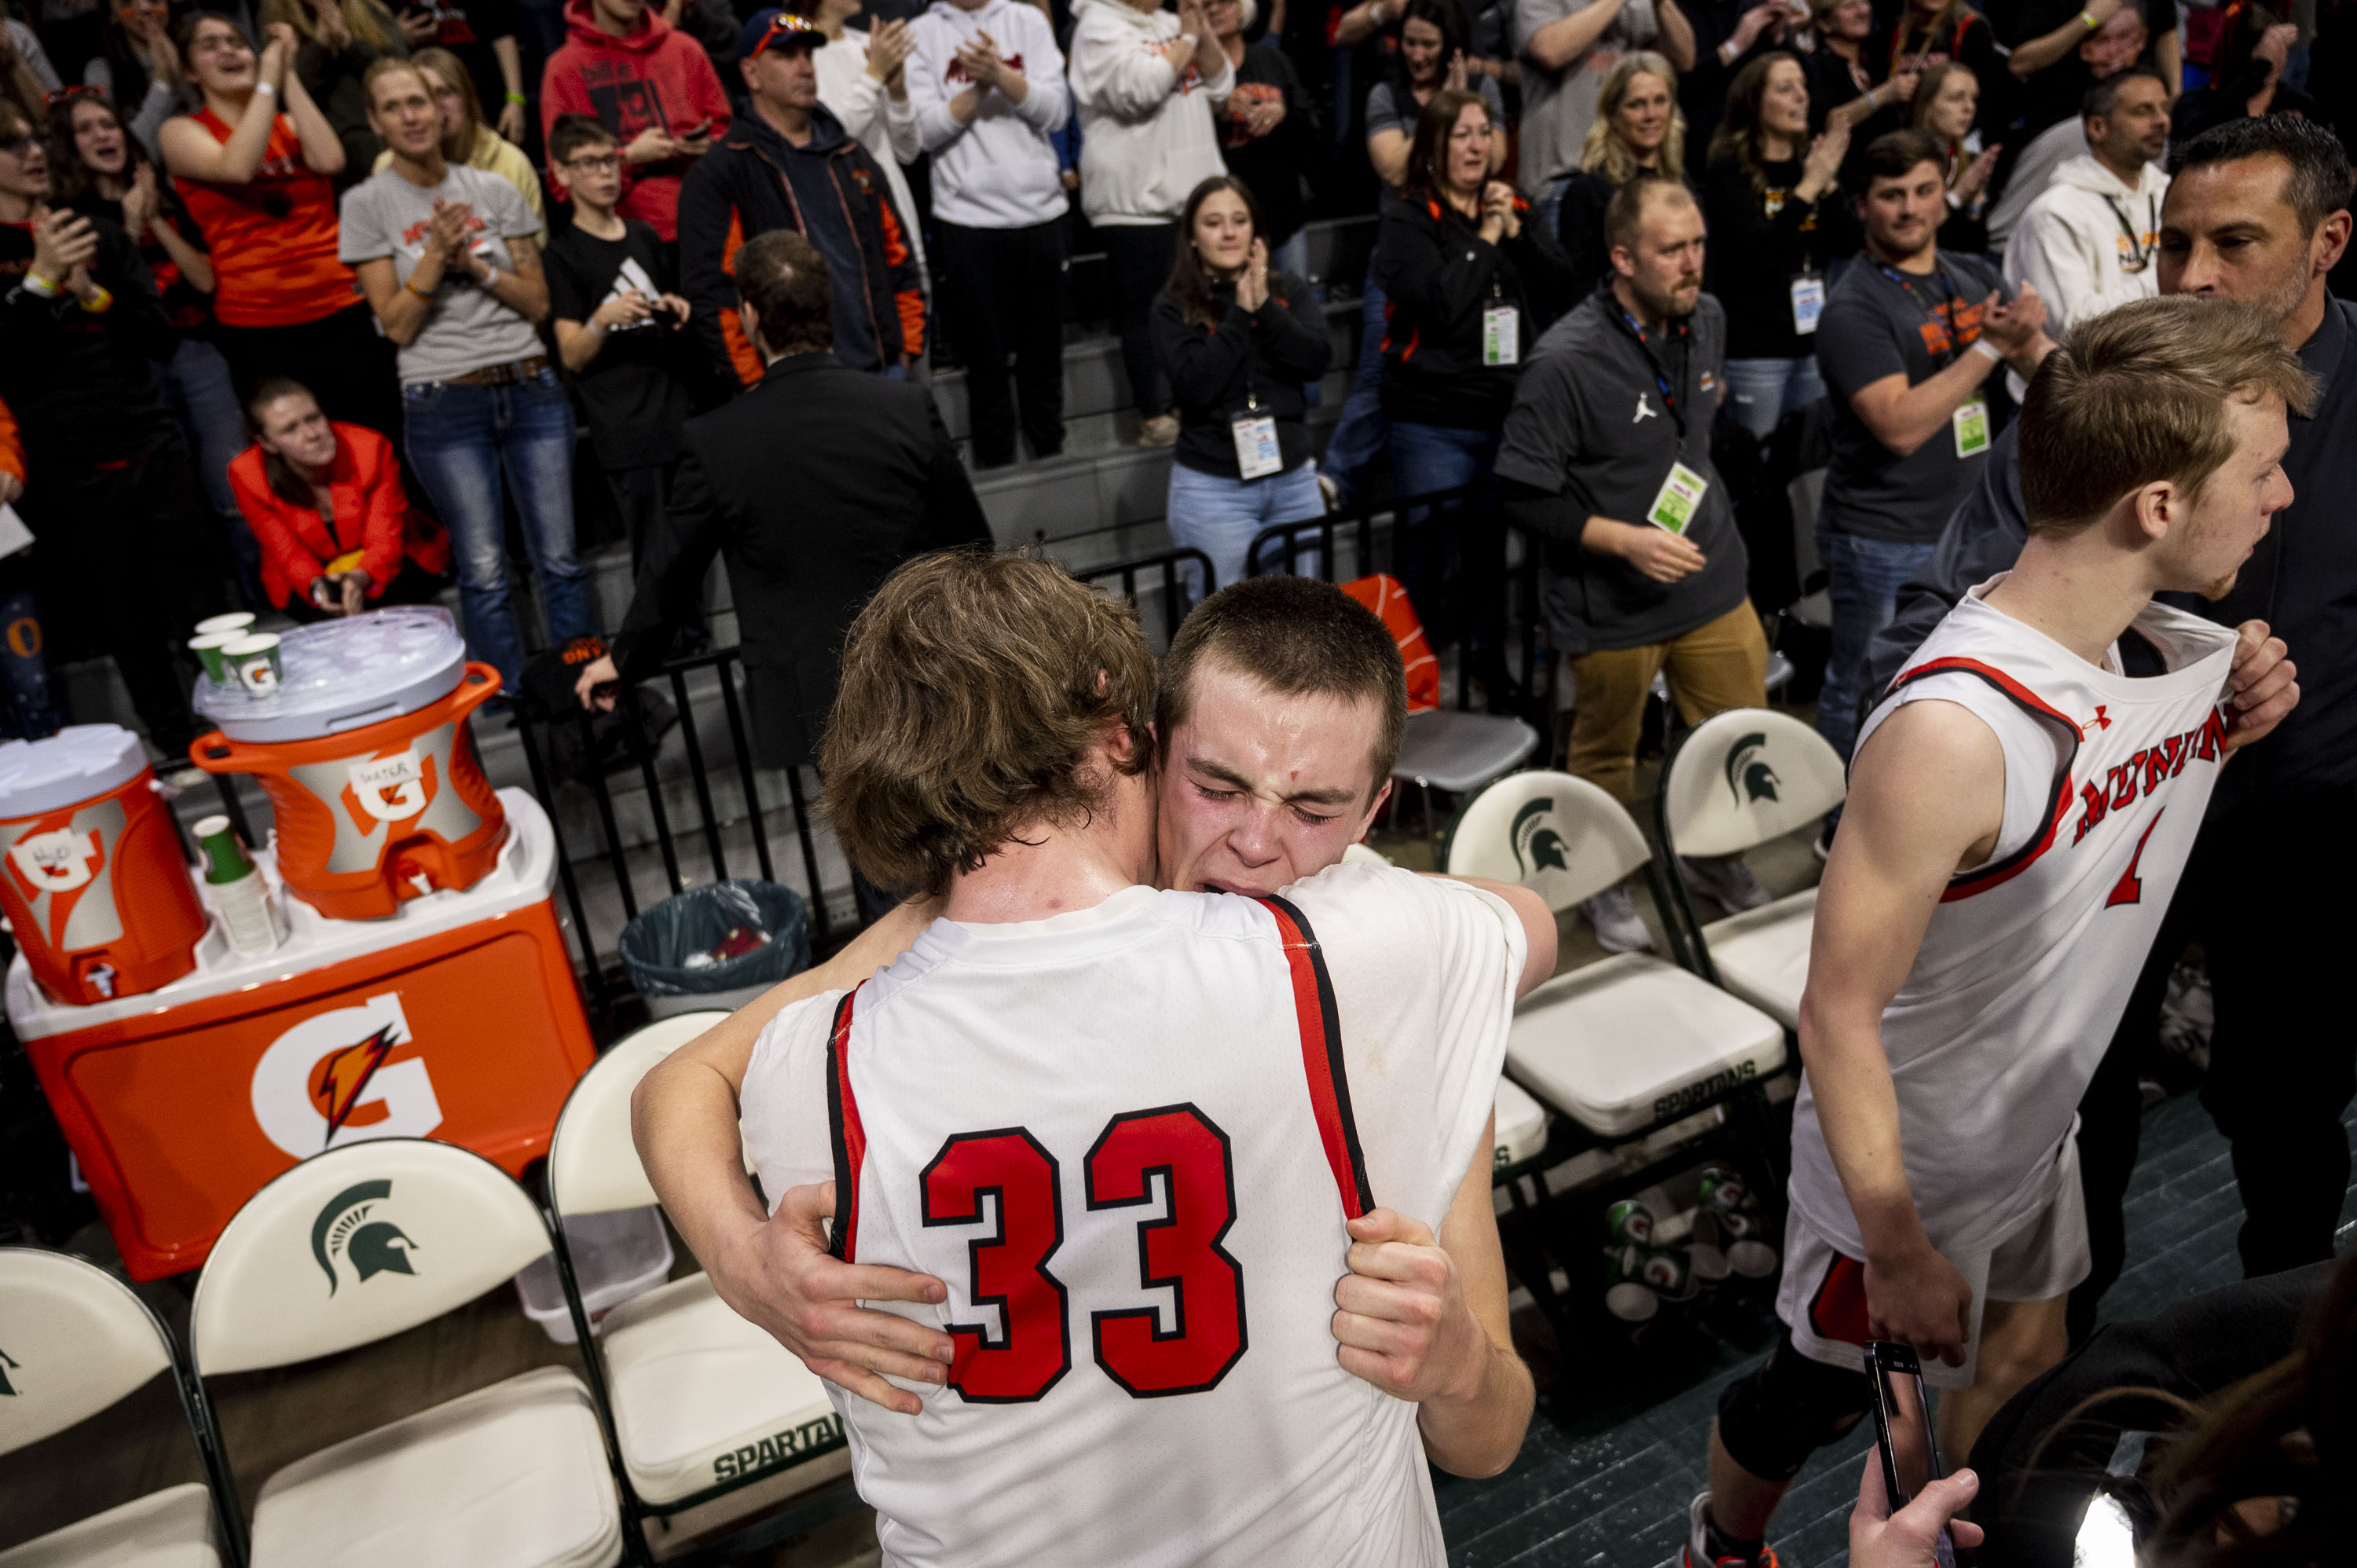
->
[0, 0, 2352, 841]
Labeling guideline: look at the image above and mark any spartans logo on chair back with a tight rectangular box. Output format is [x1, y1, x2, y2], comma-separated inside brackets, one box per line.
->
[310, 1180, 420, 1295]
[1722, 733, 1783, 807]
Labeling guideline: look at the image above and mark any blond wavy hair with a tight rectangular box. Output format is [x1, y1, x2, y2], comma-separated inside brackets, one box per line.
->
[1580, 52, 1686, 185]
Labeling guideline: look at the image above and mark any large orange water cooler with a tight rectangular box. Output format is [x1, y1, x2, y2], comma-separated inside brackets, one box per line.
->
[189, 608, 509, 919]
[0, 726, 208, 1005]
[10, 788, 596, 1280]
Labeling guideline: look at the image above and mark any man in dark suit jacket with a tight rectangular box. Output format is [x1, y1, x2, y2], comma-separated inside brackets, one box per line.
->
[576, 228, 992, 772]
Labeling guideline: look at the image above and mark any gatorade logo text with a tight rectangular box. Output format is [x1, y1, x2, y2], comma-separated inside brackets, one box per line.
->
[1724, 734, 1782, 806]
[7, 827, 99, 893]
[251, 994, 444, 1158]
[310, 1179, 420, 1295]
[349, 746, 431, 823]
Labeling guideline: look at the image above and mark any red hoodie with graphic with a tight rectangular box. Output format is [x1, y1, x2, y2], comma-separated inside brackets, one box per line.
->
[541, 0, 731, 240]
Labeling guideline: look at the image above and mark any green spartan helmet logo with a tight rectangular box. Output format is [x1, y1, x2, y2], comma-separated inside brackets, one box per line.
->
[1510, 798, 1571, 877]
[1724, 733, 1783, 806]
[311, 1179, 420, 1295]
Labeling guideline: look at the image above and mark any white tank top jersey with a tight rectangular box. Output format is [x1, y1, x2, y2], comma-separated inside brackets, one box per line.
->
[738, 863, 1525, 1568]
[1788, 577, 2242, 1262]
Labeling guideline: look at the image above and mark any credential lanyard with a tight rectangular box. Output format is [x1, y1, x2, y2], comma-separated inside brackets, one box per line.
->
[2104, 193, 2157, 273]
[1615, 306, 1688, 438]
[1878, 261, 1964, 368]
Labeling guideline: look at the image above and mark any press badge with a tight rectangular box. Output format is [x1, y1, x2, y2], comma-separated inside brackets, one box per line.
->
[1648, 461, 1710, 534]
[1483, 305, 1519, 366]
[1952, 397, 1990, 458]
[1231, 412, 1283, 478]
[1791, 274, 1824, 335]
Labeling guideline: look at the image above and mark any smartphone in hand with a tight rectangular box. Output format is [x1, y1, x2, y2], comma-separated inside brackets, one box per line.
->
[1863, 1341, 1957, 1568]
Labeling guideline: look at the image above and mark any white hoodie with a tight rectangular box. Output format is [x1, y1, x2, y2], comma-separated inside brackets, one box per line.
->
[907, 0, 1072, 229]
[815, 28, 929, 275]
[1066, 0, 1233, 226]
[2003, 152, 2168, 334]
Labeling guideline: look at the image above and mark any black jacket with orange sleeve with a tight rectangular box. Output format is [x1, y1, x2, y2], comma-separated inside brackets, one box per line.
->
[676, 103, 926, 387]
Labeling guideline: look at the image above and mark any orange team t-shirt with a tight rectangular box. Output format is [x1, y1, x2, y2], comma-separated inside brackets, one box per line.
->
[173, 108, 356, 328]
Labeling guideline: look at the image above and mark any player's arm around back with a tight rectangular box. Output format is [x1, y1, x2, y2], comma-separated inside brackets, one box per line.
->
[1334, 1119, 1536, 1477]
[1797, 698, 2006, 1366]
[1433, 876, 1560, 998]
[632, 899, 958, 1413]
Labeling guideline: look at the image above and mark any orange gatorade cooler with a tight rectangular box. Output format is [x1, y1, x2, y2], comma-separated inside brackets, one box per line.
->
[0, 725, 207, 1005]
[190, 609, 509, 920]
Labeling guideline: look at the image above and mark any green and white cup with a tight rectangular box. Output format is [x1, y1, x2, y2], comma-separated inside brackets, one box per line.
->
[224, 632, 284, 693]
[189, 632, 240, 686]
[194, 611, 256, 639]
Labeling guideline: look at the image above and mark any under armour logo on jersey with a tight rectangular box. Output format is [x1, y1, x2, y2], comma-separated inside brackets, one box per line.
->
[1634, 394, 1658, 423]
[2092, 705, 2112, 730]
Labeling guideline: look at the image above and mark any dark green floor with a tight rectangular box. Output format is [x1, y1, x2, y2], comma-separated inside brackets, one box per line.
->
[1435, 1093, 2357, 1568]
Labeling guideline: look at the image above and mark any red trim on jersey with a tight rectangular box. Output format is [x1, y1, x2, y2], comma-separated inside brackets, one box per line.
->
[825, 987, 868, 1262]
[1252, 895, 1374, 1219]
[1807, 1251, 1873, 1347]
[1883, 656, 2082, 903]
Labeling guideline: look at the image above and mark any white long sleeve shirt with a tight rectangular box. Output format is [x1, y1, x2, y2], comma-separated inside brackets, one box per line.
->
[1067, 0, 1233, 226]
[814, 27, 929, 277]
[906, 0, 1070, 229]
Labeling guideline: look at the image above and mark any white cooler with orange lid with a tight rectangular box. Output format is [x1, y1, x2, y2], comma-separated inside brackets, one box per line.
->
[189, 609, 509, 920]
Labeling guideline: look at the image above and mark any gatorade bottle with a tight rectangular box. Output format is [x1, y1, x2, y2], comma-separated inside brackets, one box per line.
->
[194, 815, 280, 955]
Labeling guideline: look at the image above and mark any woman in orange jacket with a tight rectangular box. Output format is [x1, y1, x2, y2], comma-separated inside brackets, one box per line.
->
[230, 378, 450, 618]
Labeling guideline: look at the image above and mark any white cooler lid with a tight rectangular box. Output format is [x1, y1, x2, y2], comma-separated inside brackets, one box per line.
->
[0, 724, 148, 818]
[193, 607, 467, 743]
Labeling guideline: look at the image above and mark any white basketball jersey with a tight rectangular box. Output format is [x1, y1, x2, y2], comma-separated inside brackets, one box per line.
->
[1789, 579, 2241, 1260]
[738, 866, 1522, 1568]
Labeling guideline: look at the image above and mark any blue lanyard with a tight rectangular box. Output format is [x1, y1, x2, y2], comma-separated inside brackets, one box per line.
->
[1616, 306, 1688, 438]
[1877, 262, 1969, 367]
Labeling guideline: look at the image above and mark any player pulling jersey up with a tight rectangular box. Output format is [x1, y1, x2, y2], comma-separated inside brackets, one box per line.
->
[1688, 296, 2310, 1568]
[737, 553, 1549, 1566]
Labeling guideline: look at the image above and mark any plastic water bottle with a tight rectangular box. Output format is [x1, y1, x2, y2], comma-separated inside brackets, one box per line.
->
[194, 815, 280, 955]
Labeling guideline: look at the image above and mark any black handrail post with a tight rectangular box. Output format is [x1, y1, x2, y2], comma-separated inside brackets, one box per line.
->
[783, 761, 831, 950]
[618, 682, 683, 896]
[670, 666, 728, 882]
[713, 655, 776, 885]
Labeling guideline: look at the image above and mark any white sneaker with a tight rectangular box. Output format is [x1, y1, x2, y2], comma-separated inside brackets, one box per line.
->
[1682, 855, 1771, 913]
[1581, 885, 1653, 953]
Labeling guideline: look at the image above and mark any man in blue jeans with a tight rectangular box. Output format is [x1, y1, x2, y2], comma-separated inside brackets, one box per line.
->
[342, 57, 598, 696]
[1813, 130, 2053, 786]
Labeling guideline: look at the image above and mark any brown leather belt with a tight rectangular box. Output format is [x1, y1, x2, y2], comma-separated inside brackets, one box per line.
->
[449, 354, 549, 387]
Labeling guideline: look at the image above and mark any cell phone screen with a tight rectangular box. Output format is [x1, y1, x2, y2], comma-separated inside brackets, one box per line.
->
[1879, 1360, 1937, 1502]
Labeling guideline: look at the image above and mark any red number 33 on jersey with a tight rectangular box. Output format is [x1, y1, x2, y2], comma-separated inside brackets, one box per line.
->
[919, 1102, 1247, 1403]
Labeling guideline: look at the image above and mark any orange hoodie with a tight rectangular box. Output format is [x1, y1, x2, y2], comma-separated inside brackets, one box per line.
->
[540, 0, 732, 240]
[0, 394, 21, 489]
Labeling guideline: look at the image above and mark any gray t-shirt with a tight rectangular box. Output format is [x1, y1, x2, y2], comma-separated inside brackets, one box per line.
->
[1816, 251, 2003, 544]
[338, 163, 544, 384]
[1365, 75, 1505, 142]
[1512, 0, 1659, 195]
[1494, 289, 1749, 653]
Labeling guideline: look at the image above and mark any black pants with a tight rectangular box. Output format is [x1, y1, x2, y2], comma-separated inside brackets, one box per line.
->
[1099, 222, 1176, 421]
[2070, 783, 2357, 1338]
[935, 218, 1068, 467]
[22, 441, 226, 757]
[212, 303, 402, 442]
[607, 460, 681, 570]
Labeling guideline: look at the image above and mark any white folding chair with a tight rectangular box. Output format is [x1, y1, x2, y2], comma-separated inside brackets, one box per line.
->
[546, 1014, 852, 1560]
[0, 1248, 234, 1568]
[1445, 771, 1787, 1143]
[1653, 708, 1849, 1028]
[189, 1140, 624, 1568]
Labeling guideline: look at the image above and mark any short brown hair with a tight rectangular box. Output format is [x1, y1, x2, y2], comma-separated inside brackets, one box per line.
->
[2019, 297, 2317, 535]
[1157, 576, 1406, 801]
[820, 552, 1157, 897]
[362, 55, 429, 108]
[1854, 127, 1945, 194]
[732, 229, 833, 357]
[1604, 172, 1696, 260]
[548, 112, 617, 167]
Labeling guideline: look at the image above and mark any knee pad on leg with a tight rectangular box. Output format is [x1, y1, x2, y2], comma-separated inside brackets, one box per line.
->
[1716, 1334, 1874, 1484]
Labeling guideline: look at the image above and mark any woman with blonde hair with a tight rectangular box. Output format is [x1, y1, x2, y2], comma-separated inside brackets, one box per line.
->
[260, 0, 409, 178]
[1554, 51, 1684, 300]
[1908, 59, 1996, 250]
[367, 44, 541, 218]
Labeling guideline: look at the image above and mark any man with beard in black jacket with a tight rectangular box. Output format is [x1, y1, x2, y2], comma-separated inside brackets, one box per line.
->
[676, 9, 926, 390]
[1863, 115, 2357, 1343]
